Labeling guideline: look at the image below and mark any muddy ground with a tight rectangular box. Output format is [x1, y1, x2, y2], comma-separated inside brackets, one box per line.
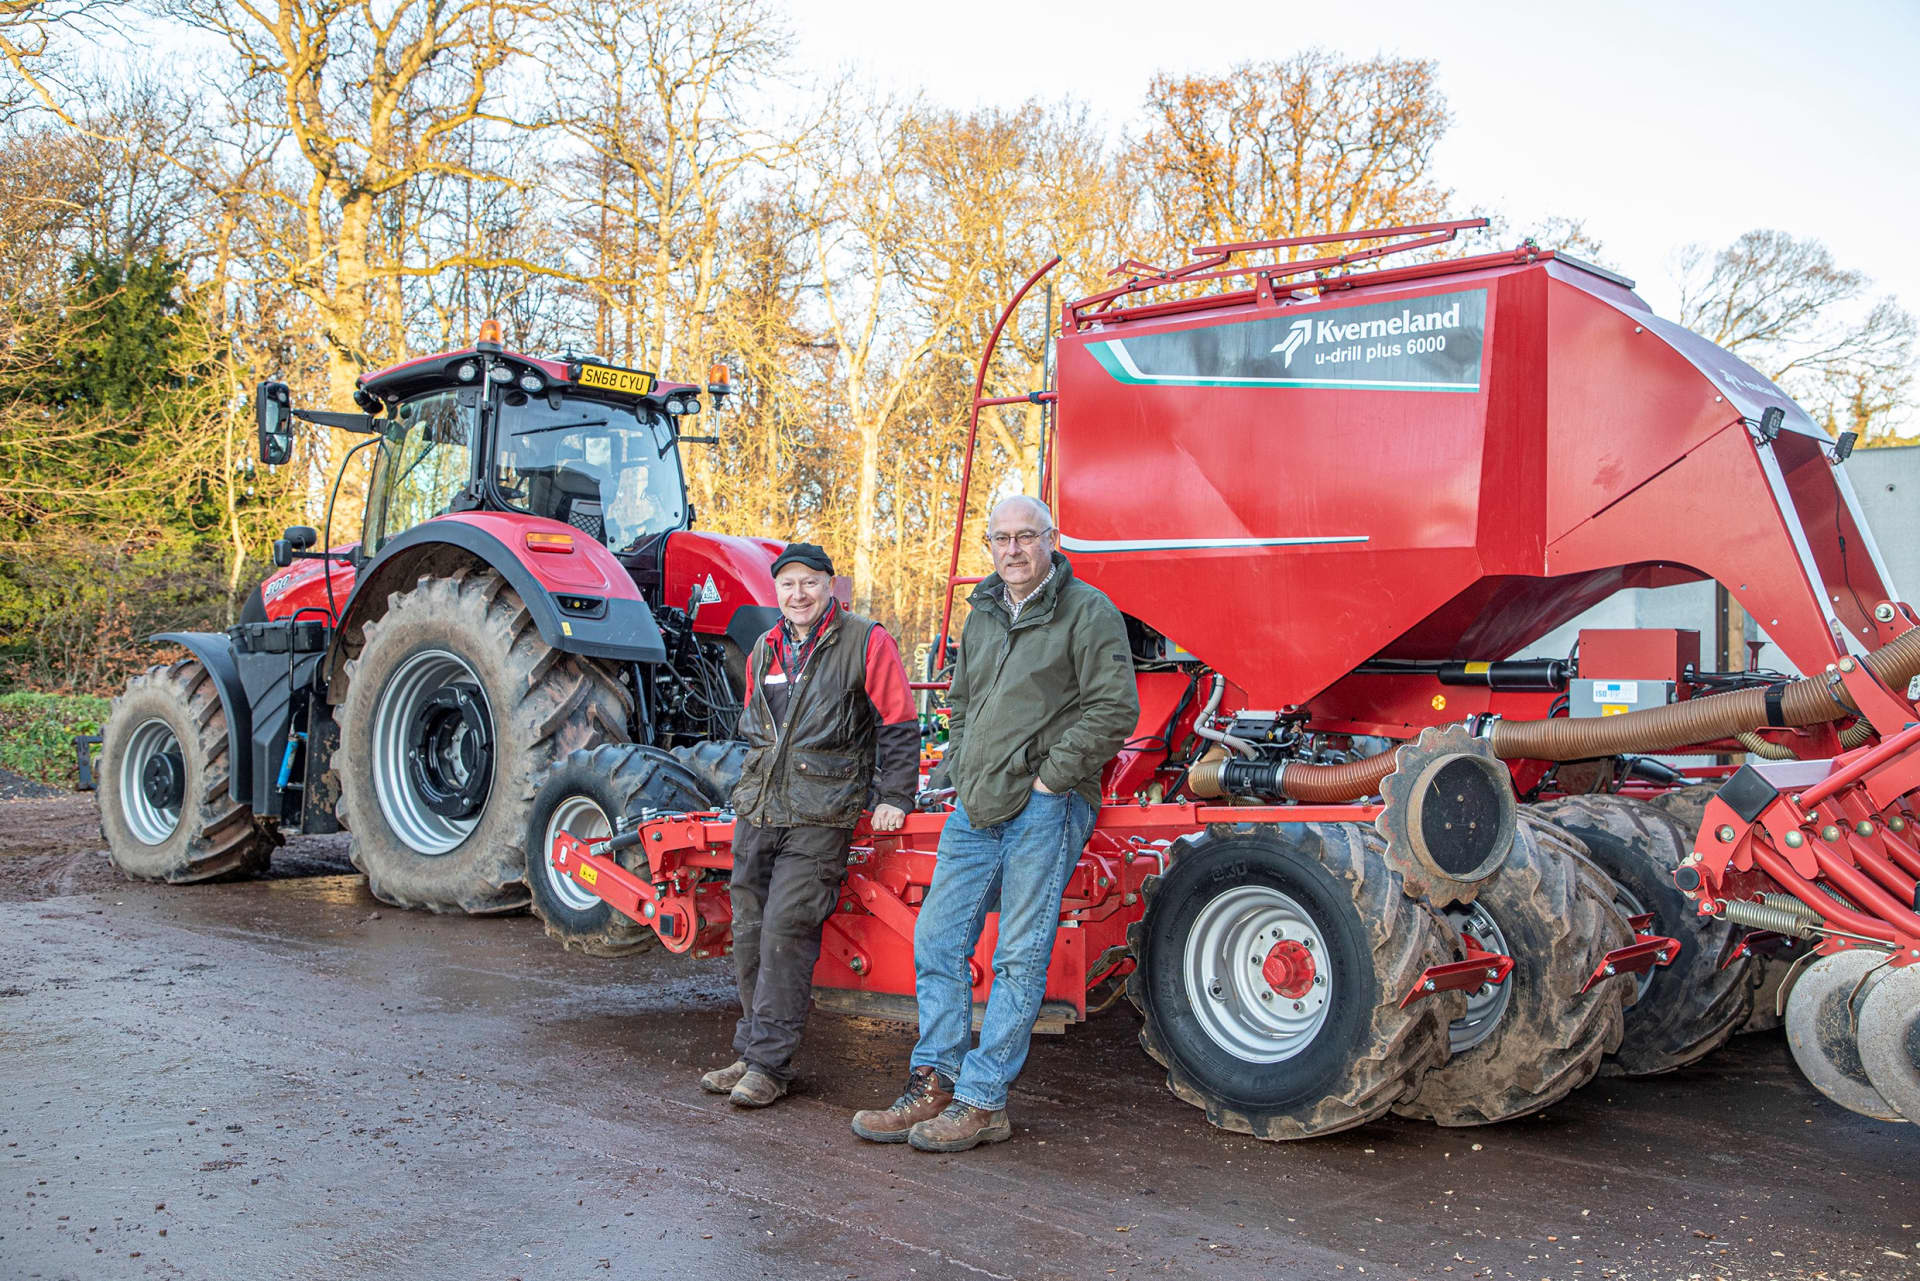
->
[2, 795, 1915, 1281]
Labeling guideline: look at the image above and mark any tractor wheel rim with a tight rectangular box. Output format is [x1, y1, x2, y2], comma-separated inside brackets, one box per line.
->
[1441, 900, 1514, 1055]
[120, 718, 183, 846]
[542, 796, 611, 913]
[371, 648, 492, 856]
[1182, 885, 1333, 1063]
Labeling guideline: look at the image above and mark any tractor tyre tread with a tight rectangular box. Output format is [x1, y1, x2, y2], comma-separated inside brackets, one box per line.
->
[98, 658, 277, 884]
[334, 570, 633, 915]
[1127, 822, 1460, 1141]
[1531, 793, 1756, 1075]
[1395, 818, 1632, 1126]
[669, 739, 749, 808]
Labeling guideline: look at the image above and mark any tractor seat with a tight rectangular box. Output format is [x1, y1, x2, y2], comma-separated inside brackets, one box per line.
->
[522, 464, 606, 544]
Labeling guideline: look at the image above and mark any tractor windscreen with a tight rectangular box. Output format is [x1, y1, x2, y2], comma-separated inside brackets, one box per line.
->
[494, 392, 686, 550]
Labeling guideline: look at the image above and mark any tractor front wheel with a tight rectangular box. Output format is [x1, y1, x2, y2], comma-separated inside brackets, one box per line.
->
[98, 658, 278, 882]
[526, 745, 714, 956]
[1127, 823, 1459, 1140]
[334, 568, 632, 914]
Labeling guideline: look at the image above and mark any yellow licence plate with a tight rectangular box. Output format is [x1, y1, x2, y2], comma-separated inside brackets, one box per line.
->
[576, 362, 656, 397]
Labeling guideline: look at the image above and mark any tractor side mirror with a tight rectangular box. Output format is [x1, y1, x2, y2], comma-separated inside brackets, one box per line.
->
[256, 381, 294, 465]
[273, 525, 317, 568]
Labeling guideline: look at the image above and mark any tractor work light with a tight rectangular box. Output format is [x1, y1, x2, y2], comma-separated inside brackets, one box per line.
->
[1835, 430, 1858, 462]
[518, 373, 544, 393]
[665, 397, 689, 415]
[489, 366, 513, 384]
[456, 361, 478, 382]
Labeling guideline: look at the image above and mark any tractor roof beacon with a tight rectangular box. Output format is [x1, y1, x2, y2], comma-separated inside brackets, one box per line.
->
[538, 220, 1920, 1139]
[95, 332, 783, 945]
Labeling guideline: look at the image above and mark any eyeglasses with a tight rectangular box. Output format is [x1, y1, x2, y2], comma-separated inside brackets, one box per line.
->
[985, 528, 1054, 550]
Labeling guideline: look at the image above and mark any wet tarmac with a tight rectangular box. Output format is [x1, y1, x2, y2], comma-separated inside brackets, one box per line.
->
[2, 800, 1917, 1281]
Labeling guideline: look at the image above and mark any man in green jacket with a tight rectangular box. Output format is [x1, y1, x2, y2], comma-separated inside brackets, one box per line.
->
[851, 496, 1138, 1152]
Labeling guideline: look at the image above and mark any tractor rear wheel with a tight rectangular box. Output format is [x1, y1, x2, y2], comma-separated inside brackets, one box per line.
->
[1533, 794, 1755, 1075]
[98, 658, 278, 882]
[1394, 819, 1631, 1126]
[1127, 823, 1459, 1140]
[670, 739, 749, 807]
[334, 568, 632, 914]
[526, 745, 713, 956]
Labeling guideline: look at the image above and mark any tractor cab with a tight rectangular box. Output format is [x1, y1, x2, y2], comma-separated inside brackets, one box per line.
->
[353, 334, 708, 558]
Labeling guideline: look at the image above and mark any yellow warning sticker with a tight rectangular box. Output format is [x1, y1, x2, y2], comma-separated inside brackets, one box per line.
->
[561, 620, 573, 637]
[1463, 661, 1491, 675]
[579, 864, 599, 885]
[1601, 704, 1629, 717]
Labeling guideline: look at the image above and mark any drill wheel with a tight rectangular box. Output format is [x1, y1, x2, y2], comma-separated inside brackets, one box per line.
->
[1784, 949, 1903, 1122]
[1854, 960, 1920, 1124]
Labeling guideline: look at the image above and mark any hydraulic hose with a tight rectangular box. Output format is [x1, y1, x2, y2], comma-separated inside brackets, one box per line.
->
[1187, 626, 1920, 804]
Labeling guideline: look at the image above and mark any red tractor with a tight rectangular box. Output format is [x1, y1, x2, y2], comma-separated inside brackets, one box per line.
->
[93, 326, 780, 953]
[539, 220, 1920, 1136]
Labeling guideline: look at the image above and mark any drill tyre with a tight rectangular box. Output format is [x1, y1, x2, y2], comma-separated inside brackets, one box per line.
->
[1127, 823, 1459, 1141]
[526, 745, 712, 957]
[335, 568, 632, 915]
[669, 739, 749, 807]
[98, 658, 278, 883]
[1532, 794, 1755, 1075]
[1395, 820, 1631, 1126]
[1646, 782, 1790, 1034]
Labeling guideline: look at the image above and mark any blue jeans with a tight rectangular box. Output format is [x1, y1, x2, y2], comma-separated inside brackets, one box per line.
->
[910, 788, 1097, 1111]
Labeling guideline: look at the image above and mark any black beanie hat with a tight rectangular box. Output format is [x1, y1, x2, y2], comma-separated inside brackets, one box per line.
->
[771, 542, 834, 577]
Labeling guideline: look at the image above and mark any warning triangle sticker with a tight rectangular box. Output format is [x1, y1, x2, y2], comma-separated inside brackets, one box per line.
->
[700, 574, 722, 604]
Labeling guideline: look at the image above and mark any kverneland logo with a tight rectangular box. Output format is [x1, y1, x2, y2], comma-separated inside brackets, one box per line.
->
[1271, 298, 1466, 364]
[1273, 318, 1312, 368]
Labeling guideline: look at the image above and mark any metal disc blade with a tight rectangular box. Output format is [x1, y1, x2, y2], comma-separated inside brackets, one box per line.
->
[1784, 949, 1903, 1123]
[1857, 962, 1920, 1125]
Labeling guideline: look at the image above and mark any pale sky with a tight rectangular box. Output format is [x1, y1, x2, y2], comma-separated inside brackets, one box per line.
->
[785, 0, 1920, 324]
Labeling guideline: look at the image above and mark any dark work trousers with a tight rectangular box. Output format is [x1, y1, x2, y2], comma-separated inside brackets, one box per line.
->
[730, 819, 854, 1082]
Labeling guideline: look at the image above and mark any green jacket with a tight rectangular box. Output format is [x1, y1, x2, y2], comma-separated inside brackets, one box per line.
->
[944, 551, 1139, 828]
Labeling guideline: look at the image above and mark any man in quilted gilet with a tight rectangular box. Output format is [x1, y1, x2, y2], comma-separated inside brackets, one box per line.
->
[699, 543, 919, 1107]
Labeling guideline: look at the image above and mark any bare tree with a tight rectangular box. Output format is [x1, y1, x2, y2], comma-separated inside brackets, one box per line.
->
[1677, 229, 1915, 440]
[1133, 50, 1451, 255]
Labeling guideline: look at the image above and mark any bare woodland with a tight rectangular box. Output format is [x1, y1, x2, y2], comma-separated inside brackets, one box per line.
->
[1, 0, 1912, 692]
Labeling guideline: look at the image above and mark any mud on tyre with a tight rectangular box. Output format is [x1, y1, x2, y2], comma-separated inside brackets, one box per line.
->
[1533, 793, 1755, 1075]
[1394, 816, 1631, 1126]
[1127, 822, 1460, 1141]
[98, 657, 279, 883]
[333, 567, 632, 914]
[526, 744, 714, 956]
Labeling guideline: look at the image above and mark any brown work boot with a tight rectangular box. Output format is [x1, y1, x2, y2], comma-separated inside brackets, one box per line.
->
[729, 1067, 787, 1108]
[699, 1059, 750, 1095]
[907, 1102, 1013, 1153]
[849, 1066, 954, 1143]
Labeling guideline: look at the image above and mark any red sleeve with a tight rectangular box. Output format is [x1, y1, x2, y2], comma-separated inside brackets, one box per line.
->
[864, 626, 917, 725]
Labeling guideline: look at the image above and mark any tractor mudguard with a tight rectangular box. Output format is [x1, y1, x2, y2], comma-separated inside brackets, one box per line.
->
[151, 631, 252, 806]
[725, 605, 781, 658]
[344, 515, 669, 672]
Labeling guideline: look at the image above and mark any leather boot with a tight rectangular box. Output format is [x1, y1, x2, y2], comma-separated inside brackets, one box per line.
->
[907, 1102, 1013, 1153]
[849, 1066, 954, 1143]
